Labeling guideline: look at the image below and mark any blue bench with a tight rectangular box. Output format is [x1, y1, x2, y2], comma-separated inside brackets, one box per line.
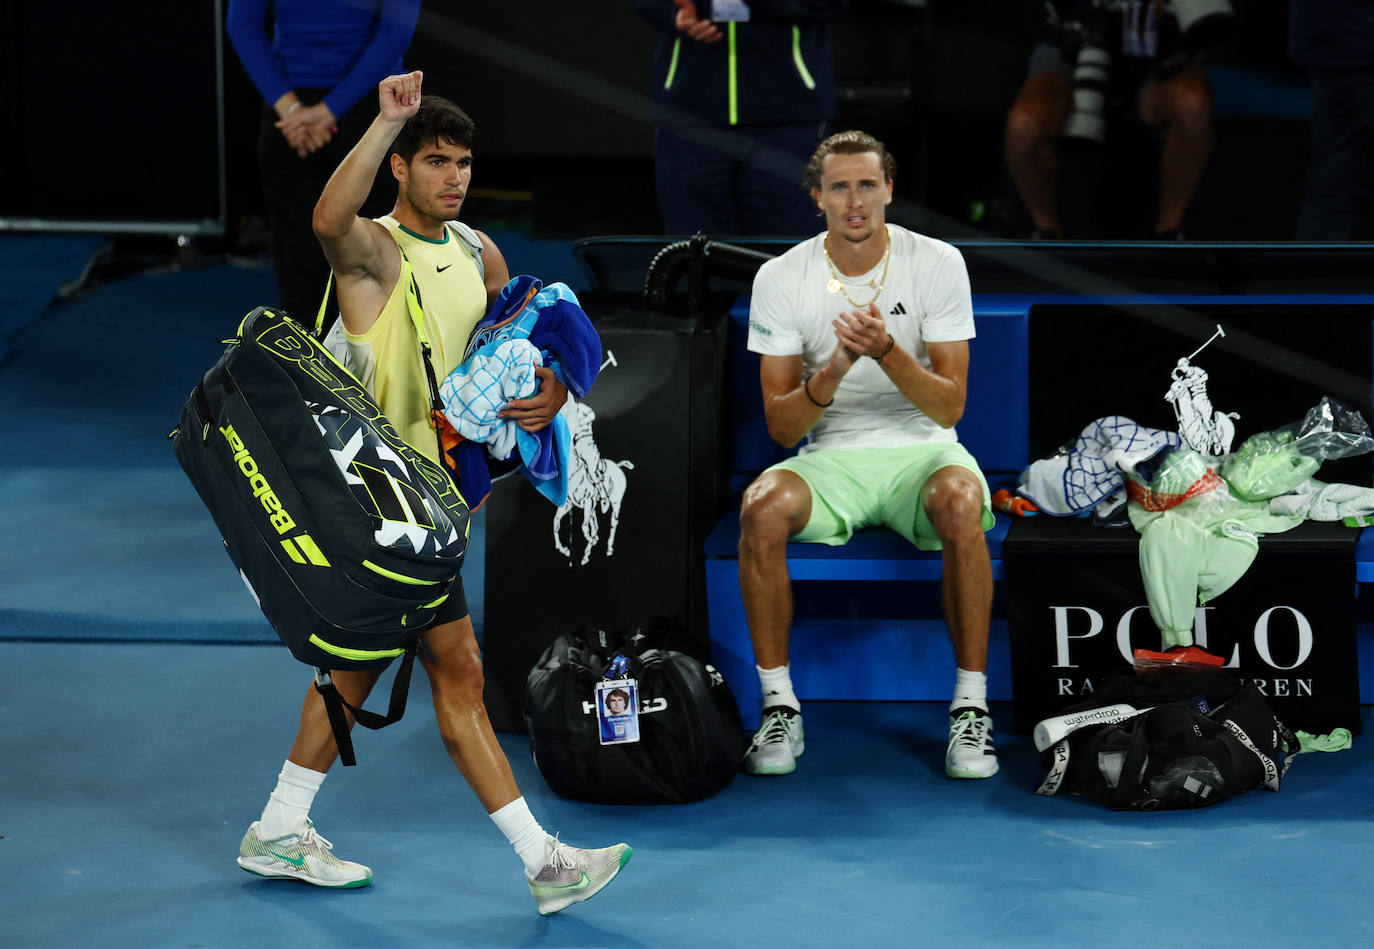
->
[705, 297, 1031, 726]
[706, 292, 1374, 726]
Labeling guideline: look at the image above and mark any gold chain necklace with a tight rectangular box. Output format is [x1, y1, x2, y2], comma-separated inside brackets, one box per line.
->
[823, 226, 890, 308]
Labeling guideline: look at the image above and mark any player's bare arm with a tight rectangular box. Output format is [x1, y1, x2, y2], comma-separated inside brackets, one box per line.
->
[312, 72, 425, 334]
[889, 337, 969, 429]
[759, 352, 830, 449]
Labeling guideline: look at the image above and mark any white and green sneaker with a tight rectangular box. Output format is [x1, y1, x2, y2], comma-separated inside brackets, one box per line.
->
[527, 835, 633, 916]
[742, 706, 804, 776]
[945, 707, 999, 779]
[237, 820, 372, 888]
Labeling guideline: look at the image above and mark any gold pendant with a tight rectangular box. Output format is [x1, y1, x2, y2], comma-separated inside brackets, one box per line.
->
[826, 278, 842, 294]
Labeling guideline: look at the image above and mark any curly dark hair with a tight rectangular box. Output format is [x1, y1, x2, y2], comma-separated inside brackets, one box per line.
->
[390, 95, 476, 163]
[802, 130, 897, 193]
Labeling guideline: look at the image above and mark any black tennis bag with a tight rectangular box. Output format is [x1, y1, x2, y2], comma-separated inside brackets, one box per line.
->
[171, 306, 470, 763]
[525, 624, 745, 804]
[1035, 669, 1299, 810]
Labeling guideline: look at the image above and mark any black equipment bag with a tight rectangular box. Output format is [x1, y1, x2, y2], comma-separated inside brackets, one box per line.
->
[525, 624, 745, 804]
[171, 306, 470, 764]
[1035, 668, 1299, 809]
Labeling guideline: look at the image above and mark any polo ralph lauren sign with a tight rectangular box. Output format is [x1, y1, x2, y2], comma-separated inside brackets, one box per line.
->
[1005, 517, 1359, 735]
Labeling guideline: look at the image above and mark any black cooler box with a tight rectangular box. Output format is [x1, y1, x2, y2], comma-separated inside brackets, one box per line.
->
[1005, 515, 1361, 736]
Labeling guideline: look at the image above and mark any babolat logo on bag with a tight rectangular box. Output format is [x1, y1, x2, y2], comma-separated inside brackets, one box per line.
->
[172, 306, 470, 764]
[218, 421, 329, 565]
[219, 421, 296, 534]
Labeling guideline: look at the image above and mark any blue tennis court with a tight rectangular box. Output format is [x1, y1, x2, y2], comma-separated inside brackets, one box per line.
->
[2, 237, 1371, 949]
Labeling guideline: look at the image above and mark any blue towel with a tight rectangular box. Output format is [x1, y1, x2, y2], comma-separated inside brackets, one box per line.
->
[441, 276, 602, 509]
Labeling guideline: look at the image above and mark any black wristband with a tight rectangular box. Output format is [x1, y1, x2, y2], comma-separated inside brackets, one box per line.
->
[873, 334, 895, 364]
[803, 375, 834, 408]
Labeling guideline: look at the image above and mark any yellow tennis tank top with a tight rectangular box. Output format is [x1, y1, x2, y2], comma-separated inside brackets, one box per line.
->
[341, 218, 487, 463]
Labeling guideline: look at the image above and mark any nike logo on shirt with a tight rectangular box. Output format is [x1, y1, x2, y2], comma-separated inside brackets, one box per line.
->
[436, 264, 452, 273]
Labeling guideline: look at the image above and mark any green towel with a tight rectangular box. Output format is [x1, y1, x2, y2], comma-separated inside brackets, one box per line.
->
[1296, 728, 1353, 753]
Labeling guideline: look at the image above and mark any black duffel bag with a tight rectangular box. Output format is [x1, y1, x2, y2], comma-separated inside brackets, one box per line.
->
[1034, 668, 1299, 810]
[525, 624, 744, 804]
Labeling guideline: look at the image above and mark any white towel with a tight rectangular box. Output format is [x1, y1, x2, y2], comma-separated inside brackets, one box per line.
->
[1019, 416, 1180, 516]
[1269, 479, 1374, 520]
[438, 338, 541, 461]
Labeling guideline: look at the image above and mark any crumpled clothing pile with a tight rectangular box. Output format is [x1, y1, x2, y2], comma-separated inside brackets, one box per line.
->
[1014, 400, 1374, 651]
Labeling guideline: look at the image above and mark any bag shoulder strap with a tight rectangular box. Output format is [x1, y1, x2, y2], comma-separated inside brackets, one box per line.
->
[396, 251, 452, 476]
[312, 251, 448, 469]
[312, 640, 420, 767]
[313, 271, 339, 340]
[447, 220, 485, 278]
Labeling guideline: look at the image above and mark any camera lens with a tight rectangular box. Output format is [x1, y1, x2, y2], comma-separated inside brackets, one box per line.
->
[1062, 46, 1112, 144]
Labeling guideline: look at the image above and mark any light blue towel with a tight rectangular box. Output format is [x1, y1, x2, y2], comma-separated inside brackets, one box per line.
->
[440, 339, 542, 461]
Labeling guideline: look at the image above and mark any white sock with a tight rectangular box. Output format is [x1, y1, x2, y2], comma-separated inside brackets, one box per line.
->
[950, 668, 988, 715]
[758, 664, 800, 713]
[258, 760, 326, 838]
[489, 797, 549, 878]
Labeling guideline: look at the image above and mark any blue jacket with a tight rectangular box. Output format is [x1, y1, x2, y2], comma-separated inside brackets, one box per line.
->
[631, 0, 848, 127]
[226, 0, 420, 119]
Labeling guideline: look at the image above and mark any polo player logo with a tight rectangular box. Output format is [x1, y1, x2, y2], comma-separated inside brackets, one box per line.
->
[553, 397, 634, 565]
[1165, 324, 1239, 458]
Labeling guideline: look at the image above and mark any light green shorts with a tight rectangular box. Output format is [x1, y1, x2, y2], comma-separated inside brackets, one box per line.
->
[770, 442, 994, 551]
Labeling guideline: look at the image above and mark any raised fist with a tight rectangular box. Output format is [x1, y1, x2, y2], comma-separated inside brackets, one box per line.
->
[379, 71, 424, 122]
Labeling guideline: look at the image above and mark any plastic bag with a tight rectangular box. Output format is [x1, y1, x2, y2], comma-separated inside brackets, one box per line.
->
[1123, 445, 1225, 513]
[1222, 397, 1374, 501]
[1283, 396, 1374, 461]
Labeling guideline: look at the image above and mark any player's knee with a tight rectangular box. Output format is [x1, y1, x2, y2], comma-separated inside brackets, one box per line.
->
[421, 634, 485, 695]
[926, 476, 985, 536]
[739, 477, 802, 548]
[441, 656, 486, 698]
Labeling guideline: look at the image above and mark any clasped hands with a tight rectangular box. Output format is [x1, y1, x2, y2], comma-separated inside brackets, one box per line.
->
[827, 302, 892, 377]
[274, 95, 338, 159]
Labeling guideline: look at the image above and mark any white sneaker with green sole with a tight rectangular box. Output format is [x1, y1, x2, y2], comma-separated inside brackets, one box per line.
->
[527, 835, 633, 916]
[237, 820, 372, 888]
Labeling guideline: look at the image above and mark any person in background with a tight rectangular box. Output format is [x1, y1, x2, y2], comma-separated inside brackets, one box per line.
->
[1004, 0, 1214, 239]
[1289, 0, 1374, 240]
[226, 0, 421, 323]
[631, 0, 850, 237]
[737, 130, 999, 781]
